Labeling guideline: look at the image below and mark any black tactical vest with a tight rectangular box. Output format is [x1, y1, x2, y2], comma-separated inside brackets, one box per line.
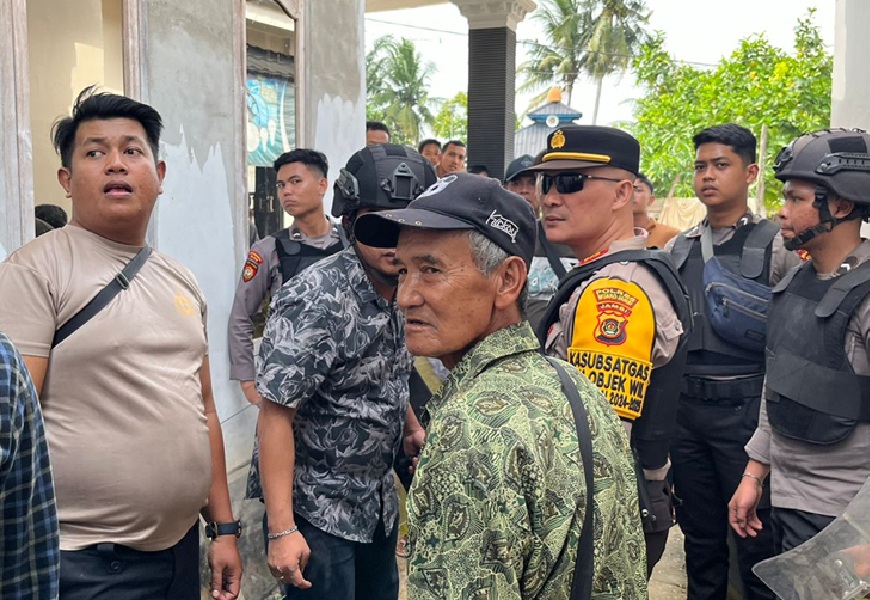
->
[671, 221, 777, 376]
[538, 249, 691, 470]
[765, 260, 870, 445]
[273, 227, 348, 283]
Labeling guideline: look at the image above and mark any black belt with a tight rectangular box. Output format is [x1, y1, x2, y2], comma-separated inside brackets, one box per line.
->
[681, 374, 764, 403]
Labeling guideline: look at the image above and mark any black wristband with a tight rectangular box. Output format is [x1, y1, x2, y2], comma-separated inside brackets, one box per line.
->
[205, 520, 242, 540]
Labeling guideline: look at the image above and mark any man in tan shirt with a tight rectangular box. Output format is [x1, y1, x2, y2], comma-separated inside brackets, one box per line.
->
[533, 125, 691, 578]
[633, 173, 681, 248]
[0, 88, 242, 599]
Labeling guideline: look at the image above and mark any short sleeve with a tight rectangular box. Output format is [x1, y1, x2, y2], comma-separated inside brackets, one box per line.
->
[0, 262, 57, 357]
[256, 284, 336, 409]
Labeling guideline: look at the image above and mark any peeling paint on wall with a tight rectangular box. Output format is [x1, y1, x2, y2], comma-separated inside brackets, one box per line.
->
[314, 93, 366, 215]
[155, 126, 248, 440]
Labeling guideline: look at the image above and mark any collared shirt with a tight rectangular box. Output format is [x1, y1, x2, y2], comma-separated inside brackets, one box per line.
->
[228, 220, 342, 381]
[408, 323, 647, 600]
[256, 247, 412, 543]
[0, 331, 59, 599]
[665, 212, 800, 285]
[746, 240, 870, 517]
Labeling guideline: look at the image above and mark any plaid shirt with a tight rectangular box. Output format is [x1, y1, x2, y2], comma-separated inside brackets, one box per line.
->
[0, 331, 59, 599]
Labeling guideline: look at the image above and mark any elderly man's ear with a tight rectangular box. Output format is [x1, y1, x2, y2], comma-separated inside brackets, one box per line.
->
[493, 256, 527, 310]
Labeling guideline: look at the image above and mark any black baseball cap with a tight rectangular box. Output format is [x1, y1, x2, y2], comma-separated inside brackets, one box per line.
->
[529, 124, 640, 175]
[504, 155, 535, 183]
[354, 172, 535, 265]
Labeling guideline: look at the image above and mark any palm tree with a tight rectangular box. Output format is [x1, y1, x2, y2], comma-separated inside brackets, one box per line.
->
[517, 0, 590, 107]
[517, 0, 649, 122]
[366, 36, 436, 146]
[584, 0, 650, 124]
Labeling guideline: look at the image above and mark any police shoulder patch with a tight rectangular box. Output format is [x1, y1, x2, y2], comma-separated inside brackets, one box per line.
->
[567, 277, 655, 421]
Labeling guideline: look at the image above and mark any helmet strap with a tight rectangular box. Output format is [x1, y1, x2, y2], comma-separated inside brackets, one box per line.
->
[784, 186, 838, 251]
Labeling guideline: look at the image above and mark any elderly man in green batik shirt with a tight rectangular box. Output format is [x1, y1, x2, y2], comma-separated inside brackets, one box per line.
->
[355, 173, 647, 599]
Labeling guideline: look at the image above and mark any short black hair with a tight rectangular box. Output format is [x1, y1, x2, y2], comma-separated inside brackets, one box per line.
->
[418, 139, 441, 153]
[366, 121, 390, 136]
[692, 123, 757, 165]
[51, 86, 163, 170]
[34, 204, 69, 229]
[35, 218, 53, 237]
[273, 149, 328, 178]
[635, 173, 654, 194]
[443, 140, 466, 152]
[468, 164, 488, 175]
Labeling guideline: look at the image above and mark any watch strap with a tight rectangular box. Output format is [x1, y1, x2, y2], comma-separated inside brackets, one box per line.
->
[206, 520, 241, 539]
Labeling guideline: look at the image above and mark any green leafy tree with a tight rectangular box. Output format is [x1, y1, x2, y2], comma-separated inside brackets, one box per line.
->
[366, 35, 436, 146]
[517, 0, 649, 119]
[518, 0, 590, 108]
[432, 92, 468, 141]
[630, 9, 832, 211]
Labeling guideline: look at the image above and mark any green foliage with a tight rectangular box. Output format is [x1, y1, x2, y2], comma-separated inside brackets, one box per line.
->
[432, 92, 468, 141]
[629, 9, 832, 211]
[518, 0, 590, 107]
[366, 35, 436, 147]
[518, 0, 650, 119]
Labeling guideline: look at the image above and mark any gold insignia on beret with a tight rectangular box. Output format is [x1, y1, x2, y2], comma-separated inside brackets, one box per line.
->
[551, 130, 566, 150]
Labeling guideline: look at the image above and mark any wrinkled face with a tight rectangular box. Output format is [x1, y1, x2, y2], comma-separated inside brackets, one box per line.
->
[778, 179, 824, 250]
[366, 128, 389, 147]
[58, 118, 165, 240]
[693, 143, 757, 209]
[276, 163, 326, 218]
[506, 174, 537, 211]
[632, 180, 653, 216]
[440, 143, 466, 174]
[395, 229, 499, 367]
[540, 167, 631, 248]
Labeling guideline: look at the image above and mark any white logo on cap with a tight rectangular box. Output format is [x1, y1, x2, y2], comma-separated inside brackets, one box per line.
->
[418, 175, 458, 198]
[486, 210, 518, 243]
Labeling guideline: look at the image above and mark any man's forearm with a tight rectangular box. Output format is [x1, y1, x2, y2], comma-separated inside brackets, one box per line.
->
[201, 410, 235, 523]
[744, 458, 771, 481]
[259, 400, 297, 532]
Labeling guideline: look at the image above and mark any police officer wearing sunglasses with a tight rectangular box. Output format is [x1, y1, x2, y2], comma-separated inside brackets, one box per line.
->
[535, 125, 692, 578]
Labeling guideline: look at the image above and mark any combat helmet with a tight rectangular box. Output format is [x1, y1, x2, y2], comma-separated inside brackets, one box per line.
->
[774, 128, 870, 205]
[332, 144, 437, 219]
[773, 129, 870, 249]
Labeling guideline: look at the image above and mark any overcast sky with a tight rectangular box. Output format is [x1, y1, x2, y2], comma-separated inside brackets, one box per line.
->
[364, 1, 835, 128]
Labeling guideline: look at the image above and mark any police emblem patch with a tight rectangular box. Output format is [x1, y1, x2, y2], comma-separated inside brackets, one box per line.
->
[242, 260, 259, 282]
[567, 277, 656, 421]
[551, 129, 566, 149]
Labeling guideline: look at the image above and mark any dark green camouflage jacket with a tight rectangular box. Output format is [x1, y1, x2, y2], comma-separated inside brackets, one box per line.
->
[407, 323, 647, 599]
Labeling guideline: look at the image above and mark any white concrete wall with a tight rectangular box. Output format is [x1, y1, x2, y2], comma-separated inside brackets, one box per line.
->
[301, 0, 367, 213]
[135, 0, 256, 477]
[831, 0, 870, 130]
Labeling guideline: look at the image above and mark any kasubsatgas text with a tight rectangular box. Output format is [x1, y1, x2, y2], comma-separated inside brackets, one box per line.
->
[567, 349, 651, 417]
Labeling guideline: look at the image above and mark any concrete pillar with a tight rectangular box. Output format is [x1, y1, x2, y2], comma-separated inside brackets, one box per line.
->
[300, 0, 366, 213]
[831, 0, 870, 129]
[453, 0, 535, 180]
[0, 0, 33, 261]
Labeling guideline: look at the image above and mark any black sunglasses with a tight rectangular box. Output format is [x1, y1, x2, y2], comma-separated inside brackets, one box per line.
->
[540, 172, 626, 195]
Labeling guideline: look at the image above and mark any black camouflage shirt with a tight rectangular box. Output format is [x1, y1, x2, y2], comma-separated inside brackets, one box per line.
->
[256, 247, 412, 543]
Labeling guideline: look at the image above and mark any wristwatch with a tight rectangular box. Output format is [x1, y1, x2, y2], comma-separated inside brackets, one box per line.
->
[205, 520, 242, 540]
